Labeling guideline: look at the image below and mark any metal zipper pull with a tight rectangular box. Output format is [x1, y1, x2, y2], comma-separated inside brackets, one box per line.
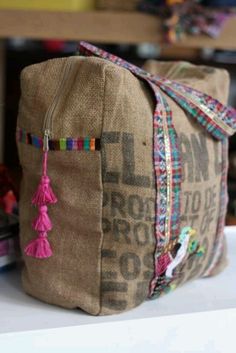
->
[43, 129, 50, 152]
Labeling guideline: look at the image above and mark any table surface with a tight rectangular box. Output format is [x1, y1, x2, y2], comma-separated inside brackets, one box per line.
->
[0, 226, 235, 352]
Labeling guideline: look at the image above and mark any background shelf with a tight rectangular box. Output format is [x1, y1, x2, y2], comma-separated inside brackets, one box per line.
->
[1, 9, 236, 162]
[0, 9, 236, 49]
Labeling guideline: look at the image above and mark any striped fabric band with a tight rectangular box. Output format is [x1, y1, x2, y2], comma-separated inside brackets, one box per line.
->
[79, 41, 236, 297]
[167, 80, 236, 130]
[16, 127, 101, 151]
[148, 82, 181, 295]
[157, 82, 235, 140]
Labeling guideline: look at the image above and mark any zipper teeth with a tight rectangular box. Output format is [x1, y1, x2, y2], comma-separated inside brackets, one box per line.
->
[43, 58, 73, 137]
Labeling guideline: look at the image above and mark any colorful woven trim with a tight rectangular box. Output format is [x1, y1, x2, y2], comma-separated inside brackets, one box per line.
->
[157, 82, 235, 140]
[16, 127, 101, 151]
[79, 41, 236, 298]
[148, 82, 181, 294]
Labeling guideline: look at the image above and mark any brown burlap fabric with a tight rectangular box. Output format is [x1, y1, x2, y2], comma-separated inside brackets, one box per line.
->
[142, 60, 229, 278]
[17, 57, 229, 315]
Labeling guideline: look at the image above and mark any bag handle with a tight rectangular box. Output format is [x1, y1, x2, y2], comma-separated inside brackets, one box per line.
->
[78, 41, 236, 140]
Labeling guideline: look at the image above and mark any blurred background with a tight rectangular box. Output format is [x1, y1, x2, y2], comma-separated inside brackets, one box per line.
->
[1, 0, 236, 269]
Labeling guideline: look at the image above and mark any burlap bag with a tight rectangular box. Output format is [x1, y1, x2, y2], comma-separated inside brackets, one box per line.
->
[17, 52, 231, 315]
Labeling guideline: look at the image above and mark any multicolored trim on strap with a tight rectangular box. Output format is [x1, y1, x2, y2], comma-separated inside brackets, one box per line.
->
[16, 127, 101, 151]
[147, 81, 181, 294]
[156, 82, 235, 140]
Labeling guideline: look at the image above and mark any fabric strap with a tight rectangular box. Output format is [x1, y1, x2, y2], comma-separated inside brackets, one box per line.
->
[79, 41, 236, 140]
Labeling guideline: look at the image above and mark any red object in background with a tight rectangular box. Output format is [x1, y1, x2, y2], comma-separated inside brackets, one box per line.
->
[0, 164, 18, 214]
[43, 40, 65, 53]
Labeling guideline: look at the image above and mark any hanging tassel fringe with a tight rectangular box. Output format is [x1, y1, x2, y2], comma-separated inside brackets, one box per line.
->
[24, 131, 57, 259]
[24, 232, 53, 259]
[32, 205, 52, 232]
[32, 175, 57, 206]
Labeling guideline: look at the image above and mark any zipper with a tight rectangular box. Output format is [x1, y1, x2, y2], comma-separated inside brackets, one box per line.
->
[42, 58, 74, 150]
[43, 129, 50, 151]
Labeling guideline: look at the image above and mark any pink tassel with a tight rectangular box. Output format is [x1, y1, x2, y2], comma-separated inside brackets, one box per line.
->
[32, 152, 57, 206]
[24, 232, 52, 259]
[32, 175, 57, 206]
[32, 205, 52, 232]
[25, 133, 57, 259]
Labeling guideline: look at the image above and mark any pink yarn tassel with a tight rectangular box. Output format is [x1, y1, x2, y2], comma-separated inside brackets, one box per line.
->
[32, 205, 52, 232]
[24, 135, 57, 259]
[24, 232, 52, 259]
[32, 175, 57, 206]
[32, 152, 57, 206]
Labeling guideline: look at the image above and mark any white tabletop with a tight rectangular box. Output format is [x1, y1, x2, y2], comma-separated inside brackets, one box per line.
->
[0, 226, 235, 353]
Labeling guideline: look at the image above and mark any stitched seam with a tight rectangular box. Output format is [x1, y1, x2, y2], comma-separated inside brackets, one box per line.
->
[98, 63, 108, 315]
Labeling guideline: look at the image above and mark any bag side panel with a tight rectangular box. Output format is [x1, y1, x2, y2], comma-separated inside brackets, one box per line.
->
[18, 57, 107, 315]
[100, 65, 156, 315]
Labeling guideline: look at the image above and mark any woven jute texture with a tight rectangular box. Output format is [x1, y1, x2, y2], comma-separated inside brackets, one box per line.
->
[17, 57, 229, 315]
